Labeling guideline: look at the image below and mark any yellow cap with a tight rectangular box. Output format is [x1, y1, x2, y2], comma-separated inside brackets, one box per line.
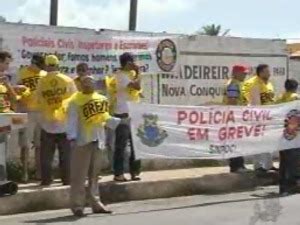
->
[45, 55, 59, 66]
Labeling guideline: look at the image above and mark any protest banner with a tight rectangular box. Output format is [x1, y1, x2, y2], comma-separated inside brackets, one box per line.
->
[0, 23, 178, 83]
[0, 24, 288, 106]
[129, 102, 300, 159]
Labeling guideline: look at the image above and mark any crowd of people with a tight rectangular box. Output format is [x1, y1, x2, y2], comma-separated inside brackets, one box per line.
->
[0, 50, 300, 216]
[224, 64, 300, 196]
[0, 51, 142, 216]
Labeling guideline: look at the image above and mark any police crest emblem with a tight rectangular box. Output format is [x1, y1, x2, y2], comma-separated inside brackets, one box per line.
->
[283, 109, 300, 140]
[137, 114, 168, 147]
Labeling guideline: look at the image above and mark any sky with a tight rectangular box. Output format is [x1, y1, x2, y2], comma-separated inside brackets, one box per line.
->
[0, 0, 299, 41]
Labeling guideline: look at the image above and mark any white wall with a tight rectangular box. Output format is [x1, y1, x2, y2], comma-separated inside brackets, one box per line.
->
[289, 59, 300, 80]
[157, 36, 288, 105]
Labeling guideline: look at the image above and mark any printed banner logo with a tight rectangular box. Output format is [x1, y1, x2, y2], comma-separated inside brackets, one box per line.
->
[137, 114, 168, 147]
[283, 109, 300, 140]
[156, 39, 177, 72]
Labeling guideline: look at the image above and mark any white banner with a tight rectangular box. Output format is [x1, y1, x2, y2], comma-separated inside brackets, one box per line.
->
[0, 24, 178, 82]
[129, 102, 300, 159]
[0, 113, 28, 132]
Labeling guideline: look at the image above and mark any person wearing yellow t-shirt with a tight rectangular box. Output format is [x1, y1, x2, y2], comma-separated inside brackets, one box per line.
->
[109, 52, 142, 182]
[242, 64, 277, 174]
[276, 79, 300, 196]
[276, 80, 299, 103]
[0, 52, 33, 113]
[36, 55, 77, 186]
[17, 54, 46, 181]
[0, 51, 22, 113]
[67, 75, 121, 216]
[0, 51, 33, 184]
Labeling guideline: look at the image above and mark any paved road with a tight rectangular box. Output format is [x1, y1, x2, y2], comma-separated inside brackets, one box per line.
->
[1, 186, 299, 225]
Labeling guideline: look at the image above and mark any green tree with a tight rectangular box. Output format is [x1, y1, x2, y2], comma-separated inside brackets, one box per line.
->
[0, 16, 6, 23]
[198, 24, 230, 36]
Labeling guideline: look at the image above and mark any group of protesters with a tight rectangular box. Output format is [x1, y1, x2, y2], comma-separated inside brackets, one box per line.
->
[1, 49, 300, 216]
[224, 64, 300, 196]
[0, 51, 142, 216]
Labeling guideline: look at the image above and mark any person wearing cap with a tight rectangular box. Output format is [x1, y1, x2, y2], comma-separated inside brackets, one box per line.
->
[17, 54, 47, 181]
[36, 55, 77, 186]
[223, 65, 251, 173]
[66, 75, 121, 216]
[242, 64, 277, 175]
[106, 52, 142, 182]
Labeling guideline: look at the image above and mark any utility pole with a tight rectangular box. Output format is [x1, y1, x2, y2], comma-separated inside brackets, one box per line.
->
[129, 0, 138, 31]
[50, 0, 58, 26]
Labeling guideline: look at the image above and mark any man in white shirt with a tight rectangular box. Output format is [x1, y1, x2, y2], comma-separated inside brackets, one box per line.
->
[112, 53, 142, 182]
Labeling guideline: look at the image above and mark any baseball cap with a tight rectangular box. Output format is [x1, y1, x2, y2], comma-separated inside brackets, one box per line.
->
[45, 55, 59, 66]
[232, 65, 249, 74]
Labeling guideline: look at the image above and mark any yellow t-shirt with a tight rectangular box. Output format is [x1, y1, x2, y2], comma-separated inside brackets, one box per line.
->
[276, 92, 299, 103]
[242, 75, 275, 105]
[37, 72, 76, 123]
[0, 84, 12, 113]
[69, 92, 111, 138]
[18, 66, 46, 111]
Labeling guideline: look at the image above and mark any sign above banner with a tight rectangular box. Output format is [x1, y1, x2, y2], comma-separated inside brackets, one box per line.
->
[0, 24, 178, 81]
[129, 102, 300, 159]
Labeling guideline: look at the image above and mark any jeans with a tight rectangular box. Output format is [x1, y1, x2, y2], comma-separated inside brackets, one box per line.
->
[113, 115, 141, 176]
[40, 129, 71, 184]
